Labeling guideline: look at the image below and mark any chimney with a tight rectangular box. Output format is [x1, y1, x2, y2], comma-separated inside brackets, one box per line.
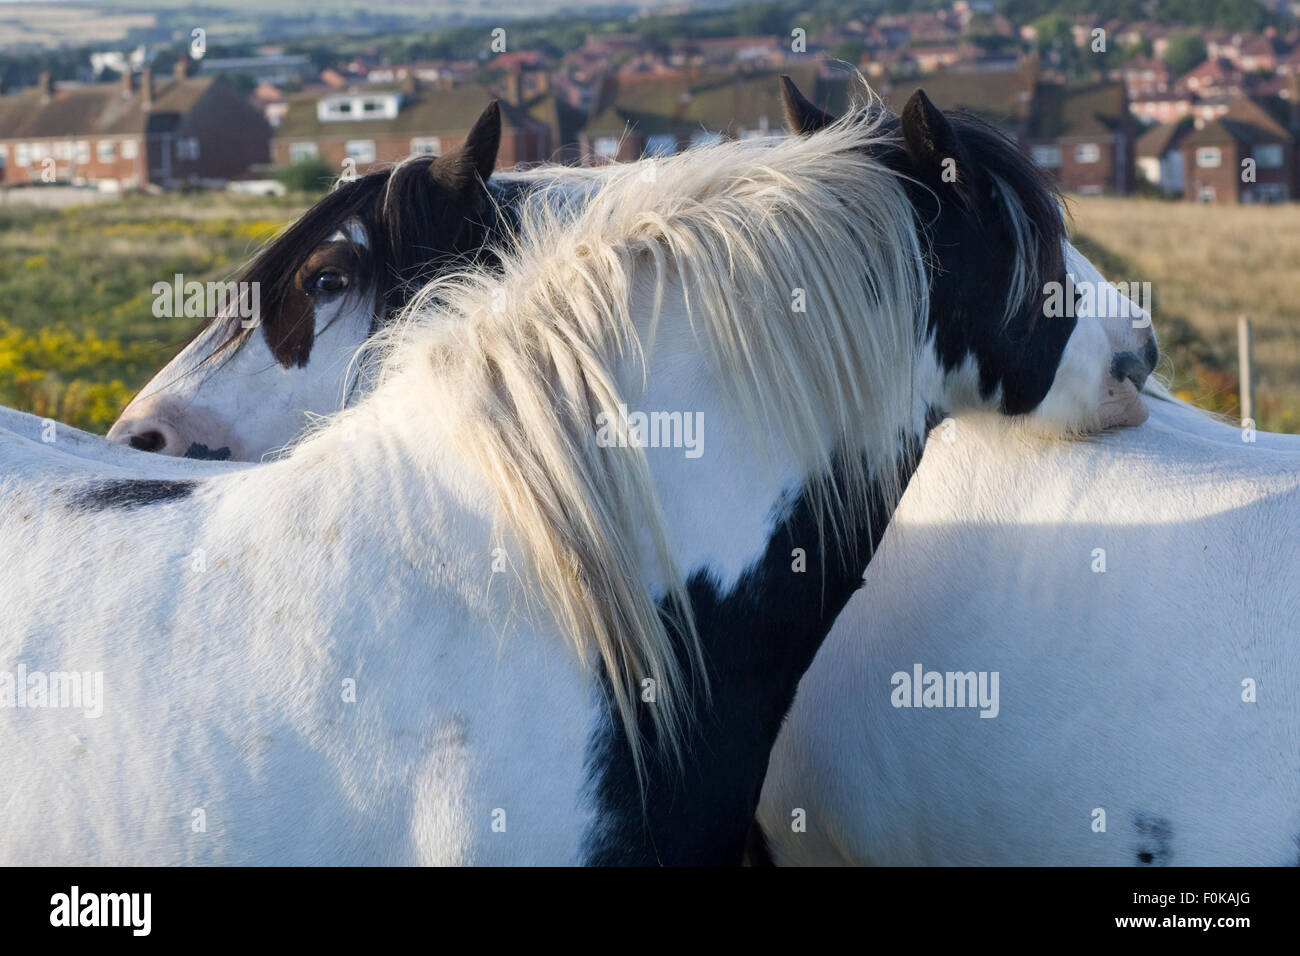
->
[120, 68, 132, 97]
[536, 70, 551, 96]
[141, 66, 153, 110]
[39, 70, 54, 99]
[174, 55, 192, 81]
[504, 68, 522, 106]
[400, 73, 418, 96]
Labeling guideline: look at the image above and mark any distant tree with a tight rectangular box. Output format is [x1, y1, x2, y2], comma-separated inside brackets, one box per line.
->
[276, 158, 335, 194]
[831, 39, 866, 64]
[1162, 31, 1207, 75]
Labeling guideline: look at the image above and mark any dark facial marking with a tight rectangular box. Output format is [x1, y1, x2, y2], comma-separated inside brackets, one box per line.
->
[184, 443, 231, 461]
[152, 101, 506, 383]
[68, 479, 198, 511]
[259, 240, 372, 369]
[886, 99, 1071, 415]
[784, 79, 1072, 419]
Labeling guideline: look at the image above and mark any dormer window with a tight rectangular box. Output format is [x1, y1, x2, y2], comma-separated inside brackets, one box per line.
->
[317, 93, 402, 123]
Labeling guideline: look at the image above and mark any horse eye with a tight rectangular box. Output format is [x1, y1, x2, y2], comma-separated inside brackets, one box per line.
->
[313, 270, 348, 295]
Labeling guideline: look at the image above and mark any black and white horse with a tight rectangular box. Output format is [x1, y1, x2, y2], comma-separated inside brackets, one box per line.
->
[1, 89, 1135, 864]
[106, 102, 592, 461]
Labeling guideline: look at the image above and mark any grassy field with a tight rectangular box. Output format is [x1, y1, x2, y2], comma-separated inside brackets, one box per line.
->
[0, 193, 307, 431]
[1069, 196, 1300, 433]
[0, 190, 1296, 433]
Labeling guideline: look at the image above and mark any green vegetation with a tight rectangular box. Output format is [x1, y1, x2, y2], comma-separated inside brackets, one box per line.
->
[1162, 31, 1208, 75]
[276, 158, 337, 194]
[0, 193, 306, 431]
[1, 191, 1294, 436]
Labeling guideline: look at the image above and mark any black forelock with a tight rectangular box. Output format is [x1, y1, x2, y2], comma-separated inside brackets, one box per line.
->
[186, 156, 500, 371]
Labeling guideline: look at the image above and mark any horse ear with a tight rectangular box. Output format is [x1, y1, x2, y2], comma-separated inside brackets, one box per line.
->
[436, 100, 501, 189]
[900, 90, 968, 191]
[780, 75, 834, 135]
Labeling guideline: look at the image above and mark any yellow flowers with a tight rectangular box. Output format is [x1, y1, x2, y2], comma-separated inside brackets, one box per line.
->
[0, 191, 307, 434]
[0, 321, 153, 432]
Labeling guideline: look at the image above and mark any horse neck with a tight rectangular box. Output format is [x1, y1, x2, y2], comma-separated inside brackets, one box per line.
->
[576, 293, 933, 864]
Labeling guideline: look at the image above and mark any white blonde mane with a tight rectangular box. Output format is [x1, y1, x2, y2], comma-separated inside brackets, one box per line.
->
[347, 114, 929, 776]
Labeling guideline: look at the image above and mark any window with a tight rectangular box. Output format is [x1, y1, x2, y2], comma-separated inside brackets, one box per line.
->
[1074, 143, 1100, 164]
[289, 141, 320, 162]
[15, 143, 30, 166]
[1254, 144, 1283, 168]
[318, 94, 400, 123]
[409, 137, 441, 156]
[175, 137, 200, 161]
[644, 134, 677, 157]
[594, 137, 619, 160]
[53, 141, 72, 160]
[97, 140, 116, 163]
[74, 141, 90, 164]
[120, 139, 139, 160]
[1196, 147, 1221, 168]
[344, 140, 376, 163]
[1252, 183, 1287, 203]
[1031, 144, 1062, 168]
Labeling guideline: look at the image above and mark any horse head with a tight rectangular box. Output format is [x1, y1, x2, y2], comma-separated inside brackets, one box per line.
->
[106, 102, 502, 461]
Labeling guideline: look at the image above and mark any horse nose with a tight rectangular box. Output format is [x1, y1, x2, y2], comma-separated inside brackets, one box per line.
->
[1142, 335, 1159, 377]
[1111, 350, 1150, 391]
[106, 417, 184, 456]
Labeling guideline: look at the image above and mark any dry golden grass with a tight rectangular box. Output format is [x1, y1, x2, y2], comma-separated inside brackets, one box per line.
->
[1069, 196, 1300, 432]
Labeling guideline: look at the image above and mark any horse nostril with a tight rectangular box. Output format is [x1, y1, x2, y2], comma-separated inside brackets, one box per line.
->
[128, 430, 168, 453]
[1111, 351, 1148, 389]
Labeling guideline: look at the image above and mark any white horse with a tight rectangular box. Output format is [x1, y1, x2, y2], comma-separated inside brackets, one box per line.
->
[0, 98, 1132, 864]
[757, 256, 1300, 867]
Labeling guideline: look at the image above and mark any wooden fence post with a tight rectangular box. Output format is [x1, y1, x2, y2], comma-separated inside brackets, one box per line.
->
[1238, 314, 1254, 425]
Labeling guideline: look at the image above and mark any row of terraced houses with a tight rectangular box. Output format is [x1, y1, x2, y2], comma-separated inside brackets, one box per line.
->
[2, 40, 1300, 203]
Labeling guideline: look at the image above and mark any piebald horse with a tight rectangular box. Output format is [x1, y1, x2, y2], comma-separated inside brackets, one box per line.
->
[758, 250, 1300, 868]
[0, 93, 1133, 864]
[107, 102, 612, 463]
[93, 79, 1291, 866]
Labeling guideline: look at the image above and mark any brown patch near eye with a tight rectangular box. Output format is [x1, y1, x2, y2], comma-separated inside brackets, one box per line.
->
[263, 242, 368, 368]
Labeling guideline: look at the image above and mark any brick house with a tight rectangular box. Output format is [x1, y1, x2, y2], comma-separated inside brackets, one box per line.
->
[271, 72, 584, 174]
[0, 60, 269, 189]
[576, 66, 838, 163]
[1179, 58, 1244, 98]
[1136, 116, 1193, 195]
[880, 67, 1135, 195]
[1179, 96, 1294, 203]
[1130, 89, 1195, 125]
[1025, 81, 1136, 195]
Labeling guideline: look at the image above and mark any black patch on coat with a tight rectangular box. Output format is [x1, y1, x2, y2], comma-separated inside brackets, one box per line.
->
[581, 438, 924, 866]
[1133, 813, 1173, 866]
[183, 442, 231, 461]
[743, 819, 775, 867]
[69, 479, 197, 510]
